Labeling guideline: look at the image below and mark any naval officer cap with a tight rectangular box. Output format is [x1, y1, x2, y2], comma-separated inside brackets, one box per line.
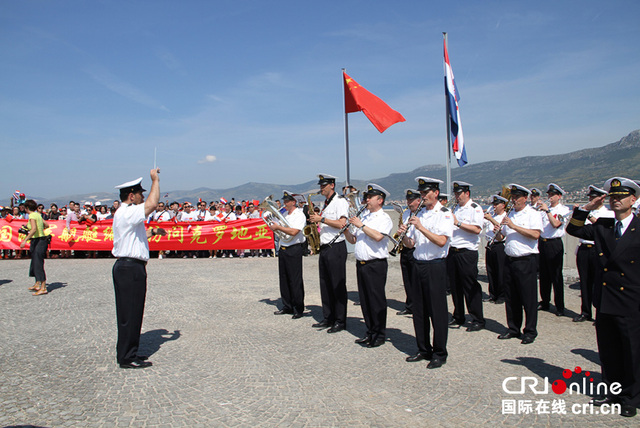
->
[452, 181, 472, 193]
[364, 183, 390, 200]
[317, 173, 337, 186]
[491, 194, 508, 204]
[438, 192, 449, 201]
[115, 177, 146, 197]
[530, 188, 542, 197]
[282, 190, 296, 202]
[405, 189, 421, 200]
[587, 185, 608, 197]
[507, 183, 531, 197]
[604, 177, 640, 197]
[415, 177, 443, 192]
[546, 183, 565, 195]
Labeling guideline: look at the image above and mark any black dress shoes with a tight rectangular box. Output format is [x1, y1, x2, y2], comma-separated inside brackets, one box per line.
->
[327, 323, 345, 333]
[274, 309, 292, 315]
[396, 309, 412, 316]
[406, 353, 431, 362]
[448, 318, 463, 328]
[537, 302, 550, 311]
[590, 396, 618, 406]
[573, 314, 593, 322]
[292, 313, 303, 319]
[355, 336, 371, 345]
[466, 323, 484, 332]
[367, 338, 385, 348]
[427, 359, 445, 369]
[119, 360, 153, 369]
[521, 336, 535, 345]
[312, 320, 330, 328]
[555, 310, 564, 317]
[621, 404, 637, 417]
[498, 331, 521, 340]
[137, 355, 149, 361]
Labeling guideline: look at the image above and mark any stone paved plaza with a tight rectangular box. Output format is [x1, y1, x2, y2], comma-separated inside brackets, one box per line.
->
[0, 255, 631, 427]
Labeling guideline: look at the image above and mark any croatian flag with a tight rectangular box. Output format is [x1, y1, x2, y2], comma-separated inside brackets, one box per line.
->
[444, 39, 467, 166]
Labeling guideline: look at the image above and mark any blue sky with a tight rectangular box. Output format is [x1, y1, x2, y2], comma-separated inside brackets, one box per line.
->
[2, 0, 639, 200]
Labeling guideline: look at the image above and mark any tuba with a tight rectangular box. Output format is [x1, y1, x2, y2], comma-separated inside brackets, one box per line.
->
[260, 195, 293, 241]
[303, 191, 321, 254]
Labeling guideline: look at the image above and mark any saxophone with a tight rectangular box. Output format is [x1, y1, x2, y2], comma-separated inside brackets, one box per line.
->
[303, 192, 321, 254]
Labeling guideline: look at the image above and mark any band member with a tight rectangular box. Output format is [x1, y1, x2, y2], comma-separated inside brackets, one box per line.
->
[399, 177, 453, 369]
[269, 191, 307, 319]
[495, 184, 543, 345]
[447, 181, 485, 331]
[397, 189, 422, 316]
[537, 183, 571, 316]
[308, 174, 350, 333]
[567, 177, 640, 418]
[344, 184, 393, 347]
[573, 185, 613, 322]
[438, 193, 449, 206]
[112, 171, 167, 369]
[483, 195, 509, 304]
[529, 188, 542, 209]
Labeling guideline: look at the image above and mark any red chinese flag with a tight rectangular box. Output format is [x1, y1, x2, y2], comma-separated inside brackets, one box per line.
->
[343, 71, 406, 133]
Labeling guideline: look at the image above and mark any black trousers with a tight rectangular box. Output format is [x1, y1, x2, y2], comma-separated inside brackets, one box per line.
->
[318, 241, 347, 326]
[278, 243, 305, 315]
[356, 258, 388, 342]
[412, 259, 448, 360]
[399, 247, 415, 312]
[28, 237, 48, 282]
[485, 242, 506, 301]
[576, 243, 596, 318]
[447, 248, 485, 326]
[112, 258, 147, 364]
[538, 238, 565, 312]
[504, 254, 538, 339]
[596, 311, 640, 408]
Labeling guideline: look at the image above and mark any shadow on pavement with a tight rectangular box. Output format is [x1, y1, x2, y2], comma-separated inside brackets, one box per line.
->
[571, 348, 601, 366]
[0, 279, 13, 286]
[140, 329, 181, 358]
[47, 282, 68, 292]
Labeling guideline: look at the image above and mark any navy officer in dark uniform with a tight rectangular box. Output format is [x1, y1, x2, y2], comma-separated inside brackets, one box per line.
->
[567, 177, 640, 418]
[112, 169, 166, 369]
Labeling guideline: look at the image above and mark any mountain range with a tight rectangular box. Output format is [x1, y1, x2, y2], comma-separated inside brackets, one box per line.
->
[35, 129, 640, 206]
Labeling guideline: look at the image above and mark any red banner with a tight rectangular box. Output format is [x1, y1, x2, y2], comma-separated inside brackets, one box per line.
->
[0, 219, 274, 251]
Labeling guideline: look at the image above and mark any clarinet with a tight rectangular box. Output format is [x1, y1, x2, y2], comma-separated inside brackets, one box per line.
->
[327, 205, 367, 246]
[388, 199, 425, 257]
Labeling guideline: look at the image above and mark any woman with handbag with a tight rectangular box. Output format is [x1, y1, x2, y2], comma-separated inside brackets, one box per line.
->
[20, 199, 50, 296]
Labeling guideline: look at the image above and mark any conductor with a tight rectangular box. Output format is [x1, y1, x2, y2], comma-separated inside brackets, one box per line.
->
[112, 169, 166, 369]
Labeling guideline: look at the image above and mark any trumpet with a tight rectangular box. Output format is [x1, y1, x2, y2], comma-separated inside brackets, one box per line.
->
[389, 199, 425, 257]
[260, 195, 293, 241]
[303, 191, 321, 254]
[326, 190, 366, 246]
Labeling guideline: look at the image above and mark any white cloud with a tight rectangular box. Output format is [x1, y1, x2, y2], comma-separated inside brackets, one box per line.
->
[197, 155, 217, 164]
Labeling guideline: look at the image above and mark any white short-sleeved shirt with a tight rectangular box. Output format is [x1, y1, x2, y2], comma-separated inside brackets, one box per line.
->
[154, 210, 173, 222]
[540, 203, 571, 239]
[319, 194, 350, 245]
[451, 199, 484, 250]
[484, 212, 506, 241]
[579, 205, 614, 244]
[409, 202, 454, 261]
[112, 202, 149, 261]
[280, 207, 307, 246]
[502, 205, 543, 257]
[353, 209, 393, 261]
[196, 209, 213, 221]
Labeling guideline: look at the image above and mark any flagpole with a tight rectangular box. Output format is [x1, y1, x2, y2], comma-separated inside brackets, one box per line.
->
[443, 32, 452, 197]
[342, 68, 351, 188]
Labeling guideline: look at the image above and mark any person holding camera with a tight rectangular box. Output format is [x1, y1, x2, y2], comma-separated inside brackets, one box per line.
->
[20, 199, 50, 296]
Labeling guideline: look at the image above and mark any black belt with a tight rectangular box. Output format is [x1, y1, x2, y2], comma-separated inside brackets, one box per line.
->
[319, 241, 344, 251]
[506, 254, 536, 261]
[280, 243, 303, 251]
[540, 237, 561, 242]
[414, 257, 445, 265]
[356, 258, 385, 265]
[117, 257, 147, 266]
[488, 240, 505, 246]
[450, 247, 473, 253]
[580, 243, 594, 248]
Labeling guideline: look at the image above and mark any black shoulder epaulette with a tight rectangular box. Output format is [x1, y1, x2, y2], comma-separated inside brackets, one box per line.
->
[471, 203, 478, 209]
[441, 207, 449, 212]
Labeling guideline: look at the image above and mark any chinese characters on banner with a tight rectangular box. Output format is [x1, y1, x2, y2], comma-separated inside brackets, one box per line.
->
[0, 219, 274, 251]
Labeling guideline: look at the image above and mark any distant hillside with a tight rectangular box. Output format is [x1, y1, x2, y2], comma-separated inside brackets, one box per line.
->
[39, 130, 640, 206]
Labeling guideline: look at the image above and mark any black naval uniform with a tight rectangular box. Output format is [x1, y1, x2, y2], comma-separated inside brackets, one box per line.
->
[567, 208, 640, 411]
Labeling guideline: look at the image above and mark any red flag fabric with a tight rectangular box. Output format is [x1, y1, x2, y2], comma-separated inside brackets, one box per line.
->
[343, 71, 406, 133]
